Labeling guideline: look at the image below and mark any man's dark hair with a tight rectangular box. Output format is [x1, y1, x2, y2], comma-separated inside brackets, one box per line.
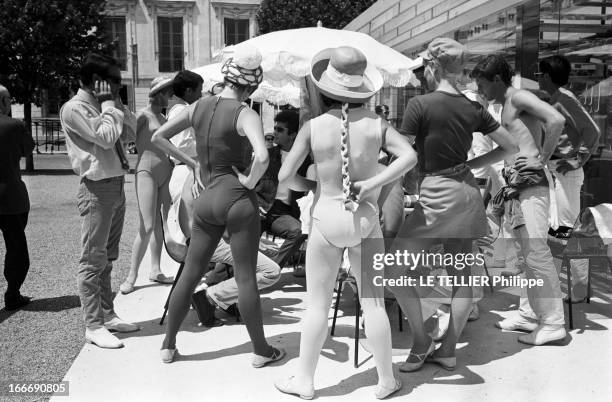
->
[320, 94, 364, 110]
[79, 53, 121, 86]
[539, 55, 571, 87]
[471, 55, 513, 87]
[375, 104, 389, 114]
[173, 70, 204, 98]
[274, 110, 299, 135]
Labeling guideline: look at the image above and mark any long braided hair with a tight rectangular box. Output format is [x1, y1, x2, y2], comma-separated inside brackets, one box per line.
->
[340, 102, 358, 212]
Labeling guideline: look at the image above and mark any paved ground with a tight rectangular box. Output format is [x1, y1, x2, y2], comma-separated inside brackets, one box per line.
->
[2, 155, 612, 401]
[54, 262, 612, 402]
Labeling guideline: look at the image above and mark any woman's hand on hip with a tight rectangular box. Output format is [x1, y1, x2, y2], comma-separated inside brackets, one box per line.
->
[232, 166, 255, 190]
[351, 180, 374, 202]
[192, 161, 204, 198]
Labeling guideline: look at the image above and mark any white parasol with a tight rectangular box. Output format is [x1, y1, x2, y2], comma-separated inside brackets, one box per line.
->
[222, 24, 420, 107]
[191, 62, 301, 107]
[191, 63, 224, 92]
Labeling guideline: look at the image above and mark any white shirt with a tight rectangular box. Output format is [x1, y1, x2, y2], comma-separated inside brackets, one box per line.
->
[167, 99, 197, 161]
[275, 150, 291, 205]
[60, 89, 136, 180]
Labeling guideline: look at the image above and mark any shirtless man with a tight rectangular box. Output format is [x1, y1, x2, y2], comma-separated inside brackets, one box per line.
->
[472, 55, 567, 345]
[538, 55, 601, 302]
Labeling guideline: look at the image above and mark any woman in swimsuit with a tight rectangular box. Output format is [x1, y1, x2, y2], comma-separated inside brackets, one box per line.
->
[152, 44, 284, 366]
[274, 47, 417, 400]
[386, 38, 517, 372]
[120, 76, 175, 294]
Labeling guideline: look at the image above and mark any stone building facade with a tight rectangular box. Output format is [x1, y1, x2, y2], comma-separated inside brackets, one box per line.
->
[106, 0, 261, 110]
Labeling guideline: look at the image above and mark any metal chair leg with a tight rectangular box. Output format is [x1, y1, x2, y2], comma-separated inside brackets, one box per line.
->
[160, 261, 185, 325]
[398, 303, 404, 332]
[354, 298, 360, 368]
[587, 259, 592, 304]
[331, 278, 343, 336]
[565, 257, 573, 330]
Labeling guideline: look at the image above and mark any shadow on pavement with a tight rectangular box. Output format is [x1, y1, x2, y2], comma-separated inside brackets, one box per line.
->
[0, 295, 81, 323]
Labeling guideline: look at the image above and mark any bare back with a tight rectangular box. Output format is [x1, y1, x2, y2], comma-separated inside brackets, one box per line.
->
[308, 107, 385, 248]
[310, 108, 383, 205]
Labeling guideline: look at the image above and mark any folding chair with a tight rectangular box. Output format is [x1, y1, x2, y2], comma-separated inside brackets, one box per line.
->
[330, 272, 361, 368]
[330, 271, 404, 368]
[159, 208, 189, 325]
[550, 207, 611, 329]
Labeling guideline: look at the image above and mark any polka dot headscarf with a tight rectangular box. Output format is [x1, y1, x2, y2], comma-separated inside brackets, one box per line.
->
[221, 44, 264, 88]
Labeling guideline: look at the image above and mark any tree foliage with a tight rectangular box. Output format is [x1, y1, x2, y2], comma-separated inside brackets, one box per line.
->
[256, 0, 376, 34]
[0, 0, 113, 108]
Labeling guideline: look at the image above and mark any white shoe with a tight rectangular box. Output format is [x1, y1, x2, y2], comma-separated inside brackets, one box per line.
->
[518, 325, 566, 345]
[496, 315, 538, 332]
[104, 316, 140, 333]
[85, 327, 123, 349]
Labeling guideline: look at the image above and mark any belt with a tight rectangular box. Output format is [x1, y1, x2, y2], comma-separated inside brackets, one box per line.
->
[421, 163, 469, 177]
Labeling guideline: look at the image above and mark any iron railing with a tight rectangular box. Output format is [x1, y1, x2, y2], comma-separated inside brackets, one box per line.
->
[31, 118, 65, 154]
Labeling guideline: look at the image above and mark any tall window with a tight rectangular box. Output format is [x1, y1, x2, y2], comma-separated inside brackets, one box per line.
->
[158, 17, 184, 72]
[105, 17, 127, 70]
[224, 18, 249, 46]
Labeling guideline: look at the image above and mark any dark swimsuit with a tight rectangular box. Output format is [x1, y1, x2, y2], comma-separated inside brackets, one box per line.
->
[189, 97, 256, 226]
[164, 96, 269, 353]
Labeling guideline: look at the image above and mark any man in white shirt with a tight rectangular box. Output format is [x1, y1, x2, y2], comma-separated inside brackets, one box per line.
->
[60, 53, 138, 349]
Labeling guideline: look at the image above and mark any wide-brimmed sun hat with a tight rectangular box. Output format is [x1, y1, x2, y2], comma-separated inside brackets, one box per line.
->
[310, 46, 383, 103]
[221, 43, 264, 87]
[149, 75, 174, 96]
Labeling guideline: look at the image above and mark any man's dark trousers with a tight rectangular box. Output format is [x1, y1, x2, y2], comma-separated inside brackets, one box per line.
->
[1, 212, 30, 303]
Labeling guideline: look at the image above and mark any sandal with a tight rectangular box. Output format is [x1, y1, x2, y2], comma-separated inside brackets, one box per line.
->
[426, 354, 456, 371]
[375, 379, 402, 400]
[252, 346, 286, 368]
[399, 338, 435, 372]
[150, 273, 174, 284]
[160, 348, 177, 364]
[274, 376, 315, 400]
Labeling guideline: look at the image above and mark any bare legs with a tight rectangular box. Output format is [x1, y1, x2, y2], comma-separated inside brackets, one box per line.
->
[284, 224, 396, 395]
[434, 240, 473, 359]
[122, 171, 172, 291]
[161, 195, 274, 357]
[386, 236, 474, 365]
[386, 236, 435, 361]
